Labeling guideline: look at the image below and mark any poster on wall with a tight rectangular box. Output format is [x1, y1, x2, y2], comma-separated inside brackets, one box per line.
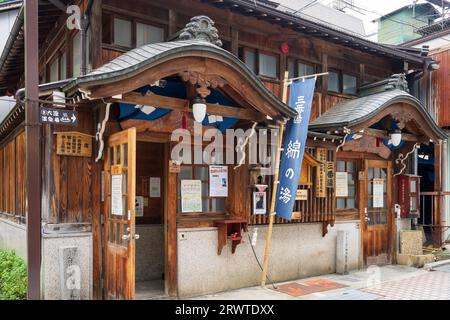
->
[111, 174, 123, 216]
[253, 192, 267, 215]
[296, 189, 308, 201]
[135, 196, 144, 217]
[209, 166, 228, 197]
[150, 177, 161, 198]
[335, 172, 348, 197]
[181, 180, 202, 213]
[373, 179, 384, 208]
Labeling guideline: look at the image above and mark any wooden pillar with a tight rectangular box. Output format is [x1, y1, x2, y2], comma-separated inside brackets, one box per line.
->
[434, 142, 443, 246]
[90, 0, 102, 69]
[168, 9, 178, 39]
[91, 163, 102, 299]
[24, 0, 41, 300]
[165, 143, 177, 296]
[231, 27, 239, 57]
[321, 53, 328, 92]
[359, 64, 365, 87]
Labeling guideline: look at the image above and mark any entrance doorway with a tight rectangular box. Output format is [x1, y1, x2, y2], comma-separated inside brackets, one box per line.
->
[134, 141, 166, 299]
[362, 160, 392, 266]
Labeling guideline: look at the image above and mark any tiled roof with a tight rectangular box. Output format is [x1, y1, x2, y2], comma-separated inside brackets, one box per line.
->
[311, 89, 417, 128]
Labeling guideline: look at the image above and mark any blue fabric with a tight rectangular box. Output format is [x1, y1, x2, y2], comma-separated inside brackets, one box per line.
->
[275, 78, 316, 221]
[118, 81, 186, 121]
[118, 83, 239, 131]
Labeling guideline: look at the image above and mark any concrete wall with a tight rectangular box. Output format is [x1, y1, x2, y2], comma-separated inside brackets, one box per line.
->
[41, 232, 93, 300]
[177, 221, 360, 297]
[0, 217, 26, 261]
[135, 224, 164, 282]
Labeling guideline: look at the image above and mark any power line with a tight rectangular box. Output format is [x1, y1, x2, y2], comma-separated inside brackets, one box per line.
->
[341, 0, 430, 30]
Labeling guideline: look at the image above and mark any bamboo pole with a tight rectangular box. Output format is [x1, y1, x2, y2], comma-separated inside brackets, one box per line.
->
[261, 71, 289, 287]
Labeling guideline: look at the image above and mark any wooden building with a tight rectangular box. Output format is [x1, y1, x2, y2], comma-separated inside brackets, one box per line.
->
[0, 0, 447, 299]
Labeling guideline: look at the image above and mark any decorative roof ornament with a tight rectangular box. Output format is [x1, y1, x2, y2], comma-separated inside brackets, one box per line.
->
[384, 73, 410, 93]
[179, 15, 223, 47]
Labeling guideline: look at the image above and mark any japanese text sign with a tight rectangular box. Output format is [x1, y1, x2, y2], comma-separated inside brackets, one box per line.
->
[40, 107, 78, 126]
[275, 78, 316, 221]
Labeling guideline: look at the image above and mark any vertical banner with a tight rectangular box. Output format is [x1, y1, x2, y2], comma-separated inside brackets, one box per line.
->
[275, 78, 316, 221]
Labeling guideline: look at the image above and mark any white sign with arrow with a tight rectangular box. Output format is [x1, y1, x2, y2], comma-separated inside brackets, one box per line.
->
[40, 107, 78, 126]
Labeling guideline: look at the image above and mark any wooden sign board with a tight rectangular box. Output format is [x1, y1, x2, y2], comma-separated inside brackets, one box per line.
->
[326, 162, 334, 188]
[316, 148, 327, 198]
[56, 132, 92, 157]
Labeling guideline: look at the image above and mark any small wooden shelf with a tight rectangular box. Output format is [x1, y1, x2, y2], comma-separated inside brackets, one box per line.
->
[215, 218, 248, 255]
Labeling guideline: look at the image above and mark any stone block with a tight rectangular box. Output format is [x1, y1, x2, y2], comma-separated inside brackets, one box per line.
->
[397, 253, 434, 268]
[399, 230, 423, 255]
[336, 230, 349, 275]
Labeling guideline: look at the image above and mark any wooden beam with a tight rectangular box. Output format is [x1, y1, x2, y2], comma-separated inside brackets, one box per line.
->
[231, 27, 239, 56]
[136, 131, 171, 143]
[112, 92, 267, 122]
[90, 0, 103, 69]
[364, 128, 427, 143]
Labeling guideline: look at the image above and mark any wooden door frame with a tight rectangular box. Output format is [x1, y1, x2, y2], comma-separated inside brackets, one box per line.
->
[133, 136, 177, 297]
[103, 128, 137, 300]
[360, 159, 393, 267]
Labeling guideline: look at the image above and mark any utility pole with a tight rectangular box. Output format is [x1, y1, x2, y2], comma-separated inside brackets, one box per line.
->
[24, 0, 41, 300]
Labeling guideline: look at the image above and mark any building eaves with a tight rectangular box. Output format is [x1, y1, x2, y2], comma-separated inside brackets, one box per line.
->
[206, 0, 428, 65]
[0, 0, 22, 12]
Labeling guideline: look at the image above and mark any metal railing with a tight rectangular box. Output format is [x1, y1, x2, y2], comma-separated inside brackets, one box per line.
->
[419, 191, 450, 246]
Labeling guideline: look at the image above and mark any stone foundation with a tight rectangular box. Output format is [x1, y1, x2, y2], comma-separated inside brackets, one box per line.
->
[176, 221, 360, 297]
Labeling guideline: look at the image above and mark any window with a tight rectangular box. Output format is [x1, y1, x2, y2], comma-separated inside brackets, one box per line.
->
[72, 32, 81, 77]
[49, 59, 59, 83]
[287, 59, 315, 78]
[241, 48, 279, 79]
[60, 52, 67, 80]
[336, 160, 356, 210]
[47, 51, 67, 82]
[243, 49, 256, 74]
[177, 165, 227, 214]
[298, 63, 315, 77]
[136, 22, 164, 47]
[106, 14, 166, 49]
[114, 18, 133, 47]
[259, 52, 277, 78]
[343, 74, 357, 95]
[328, 70, 340, 93]
[328, 70, 358, 95]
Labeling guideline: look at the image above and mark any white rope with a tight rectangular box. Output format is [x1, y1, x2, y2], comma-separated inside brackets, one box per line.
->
[95, 102, 111, 163]
[336, 127, 351, 152]
[234, 121, 258, 170]
[394, 143, 420, 177]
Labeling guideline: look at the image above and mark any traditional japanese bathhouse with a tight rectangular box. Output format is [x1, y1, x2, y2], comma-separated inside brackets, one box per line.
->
[0, 0, 446, 300]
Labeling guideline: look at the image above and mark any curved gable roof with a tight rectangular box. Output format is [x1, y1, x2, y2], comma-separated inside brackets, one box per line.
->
[310, 89, 447, 140]
[63, 39, 296, 118]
